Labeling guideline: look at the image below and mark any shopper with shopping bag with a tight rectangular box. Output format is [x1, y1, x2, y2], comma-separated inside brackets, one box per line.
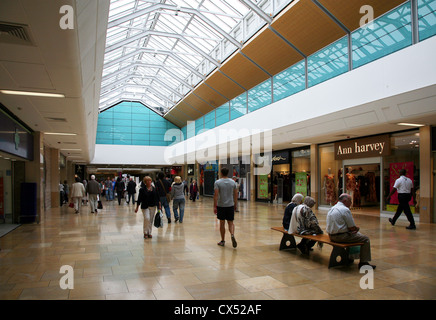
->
[135, 176, 161, 239]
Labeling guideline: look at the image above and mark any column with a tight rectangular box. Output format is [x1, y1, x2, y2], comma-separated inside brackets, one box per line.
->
[419, 126, 431, 223]
[50, 148, 60, 208]
[25, 132, 44, 223]
[310, 144, 319, 209]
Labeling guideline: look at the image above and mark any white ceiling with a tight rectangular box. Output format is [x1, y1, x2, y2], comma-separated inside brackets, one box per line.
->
[0, 0, 110, 163]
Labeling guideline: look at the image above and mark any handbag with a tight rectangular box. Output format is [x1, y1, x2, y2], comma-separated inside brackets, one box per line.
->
[69, 202, 74, 208]
[97, 200, 103, 210]
[154, 209, 163, 228]
[159, 180, 171, 203]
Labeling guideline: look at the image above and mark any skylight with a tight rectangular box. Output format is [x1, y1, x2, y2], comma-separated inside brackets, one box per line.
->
[99, 0, 292, 115]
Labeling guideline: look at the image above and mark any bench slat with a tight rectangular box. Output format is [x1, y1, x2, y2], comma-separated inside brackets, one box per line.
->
[271, 227, 363, 248]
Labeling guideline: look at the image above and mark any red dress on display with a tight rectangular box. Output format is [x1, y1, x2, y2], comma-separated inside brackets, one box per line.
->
[324, 174, 335, 204]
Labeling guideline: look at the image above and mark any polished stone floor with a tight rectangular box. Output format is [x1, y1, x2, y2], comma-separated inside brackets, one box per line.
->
[0, 196, 435, 300]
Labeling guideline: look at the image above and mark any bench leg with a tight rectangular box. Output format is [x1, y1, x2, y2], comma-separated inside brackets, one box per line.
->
[328, 247, 353, 268]
[279, 233, 297, 251]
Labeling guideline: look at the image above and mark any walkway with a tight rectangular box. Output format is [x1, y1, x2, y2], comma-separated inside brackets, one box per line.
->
[0, 197, 435, 300]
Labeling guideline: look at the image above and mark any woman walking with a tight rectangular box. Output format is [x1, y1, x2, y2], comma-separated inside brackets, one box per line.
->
[135, 176, 161, 239]
[71, 177, 86, 214]
[171, 176, 185, 223]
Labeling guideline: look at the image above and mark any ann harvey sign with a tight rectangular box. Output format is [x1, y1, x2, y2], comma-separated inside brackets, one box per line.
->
[334, 135, 390, 160]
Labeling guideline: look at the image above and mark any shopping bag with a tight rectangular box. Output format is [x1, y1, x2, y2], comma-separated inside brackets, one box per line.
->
[69, 202, 74, 208]
[348, 245, 361, 260]
[154, 209, 163, 228]
[97, 200, 103, 209]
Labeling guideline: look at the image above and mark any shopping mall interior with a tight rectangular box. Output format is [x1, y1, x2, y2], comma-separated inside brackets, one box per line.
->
[0, 0, 436, 302]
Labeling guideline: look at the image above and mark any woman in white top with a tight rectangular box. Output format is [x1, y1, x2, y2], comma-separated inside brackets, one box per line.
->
[70, 177, 86, 214]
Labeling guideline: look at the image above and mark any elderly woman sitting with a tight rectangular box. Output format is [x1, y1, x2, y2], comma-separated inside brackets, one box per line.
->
[289, 196, 323, 254]
[283, 193, 304, 231]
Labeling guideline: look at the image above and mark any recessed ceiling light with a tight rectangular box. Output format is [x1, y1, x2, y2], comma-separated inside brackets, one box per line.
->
[397, 123, 425, 127]
[0, 90, 65, 98]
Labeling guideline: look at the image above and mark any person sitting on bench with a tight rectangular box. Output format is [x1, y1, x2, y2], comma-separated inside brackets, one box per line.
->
[282, 193, 304, 231]
[326, 193, 375, 270]
[289, 196, 323, 254]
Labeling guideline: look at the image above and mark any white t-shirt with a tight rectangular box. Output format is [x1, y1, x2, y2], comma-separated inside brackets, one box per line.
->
[393, 175, 413, 194]
[326, 202, 356, 235]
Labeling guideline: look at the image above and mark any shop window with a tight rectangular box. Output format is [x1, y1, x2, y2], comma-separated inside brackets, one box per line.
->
[383, 131, 420, 214]
[291, 148, 311, 198]
[319, 144, 342, 206]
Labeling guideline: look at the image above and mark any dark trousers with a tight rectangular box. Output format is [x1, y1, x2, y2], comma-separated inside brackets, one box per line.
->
[393, 193, 416, 226]
[117, 191, 123, 205]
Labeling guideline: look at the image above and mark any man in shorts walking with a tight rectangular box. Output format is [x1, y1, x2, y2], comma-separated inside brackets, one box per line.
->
[214, 167, 238, 248]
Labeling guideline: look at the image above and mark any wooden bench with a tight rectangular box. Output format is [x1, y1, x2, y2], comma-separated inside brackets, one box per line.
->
[271, 227, 364, 268]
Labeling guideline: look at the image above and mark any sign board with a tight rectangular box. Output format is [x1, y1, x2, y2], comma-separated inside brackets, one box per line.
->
[272, 150, 289, 164]
[334, 135, 390, 160]
[257, 174, 269, 199]
[295, 172, 308, 197]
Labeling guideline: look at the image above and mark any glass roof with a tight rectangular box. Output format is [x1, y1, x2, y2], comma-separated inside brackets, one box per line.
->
[99, 0, 292, 115]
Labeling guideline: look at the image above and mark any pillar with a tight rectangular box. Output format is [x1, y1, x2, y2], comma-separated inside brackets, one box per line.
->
[50, 148, 60, 208]
[310, 144, 319, 209]
[419, 126, 431, 223]
[25, 132, 44, 223]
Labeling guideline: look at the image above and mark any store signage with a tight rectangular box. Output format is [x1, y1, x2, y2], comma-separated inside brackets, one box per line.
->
[272, 150, 289, 164]
[0, 106, 34, 160]
[334, 134, 390, 160]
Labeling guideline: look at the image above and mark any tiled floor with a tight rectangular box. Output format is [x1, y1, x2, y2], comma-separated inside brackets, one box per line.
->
[0, 196, 435, 300]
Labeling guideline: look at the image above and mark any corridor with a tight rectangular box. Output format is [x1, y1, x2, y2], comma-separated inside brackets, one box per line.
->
[0, 197, 435, 300]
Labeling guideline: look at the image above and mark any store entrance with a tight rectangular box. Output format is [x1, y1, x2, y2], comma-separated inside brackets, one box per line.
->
[343, 160, 381, 216]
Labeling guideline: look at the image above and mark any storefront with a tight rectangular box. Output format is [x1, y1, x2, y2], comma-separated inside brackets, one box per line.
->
[221, 155, 251, 200]
[0, 104, 34, 224]
[318, 131, 420, 218]
[200, 161, 219, 196]
[256, 148, 310, 203]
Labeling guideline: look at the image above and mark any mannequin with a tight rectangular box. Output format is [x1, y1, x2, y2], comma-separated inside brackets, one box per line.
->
[323, 168, 335, 205]
[346, 167, 356, 207]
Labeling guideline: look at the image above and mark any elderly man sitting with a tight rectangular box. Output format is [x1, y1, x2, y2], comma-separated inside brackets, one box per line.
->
[326, 193, 375, 270]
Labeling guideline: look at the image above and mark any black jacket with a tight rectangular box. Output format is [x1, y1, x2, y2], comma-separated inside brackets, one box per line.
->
[115, 181, 125, 192]
[137, 186, 160, 209]
[155, 178, 171, 197]
[127, 180, 137, 194]
[283, 202, 298, 230]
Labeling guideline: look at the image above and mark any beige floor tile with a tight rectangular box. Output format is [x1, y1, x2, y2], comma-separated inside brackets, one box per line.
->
[236, 276, 287, 292]
[185, 281, 248, 300]
[68, 280, 128, 299]
[106, 290, 156, 300]
[0, 197, 435, 300]
[153, 286, 195, 300]
[125, 277, 162, 292]
[18, 286, 70, 300]
[264, 284, 333, 300]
